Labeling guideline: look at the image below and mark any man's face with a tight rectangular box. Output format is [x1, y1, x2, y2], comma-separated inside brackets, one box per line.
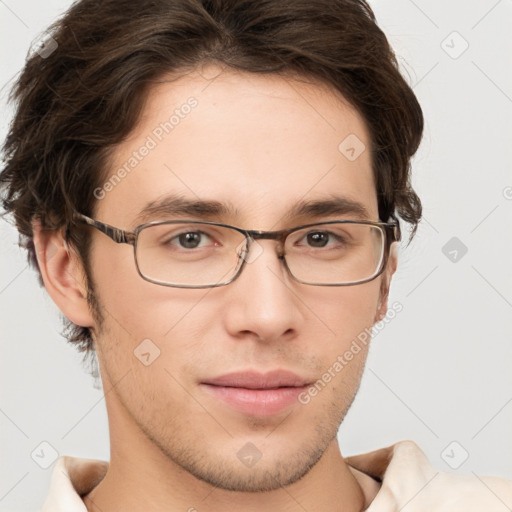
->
[87, 64, 393, 491]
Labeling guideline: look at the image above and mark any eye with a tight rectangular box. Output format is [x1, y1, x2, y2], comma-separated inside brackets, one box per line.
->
[168, 230, 213, 249]
[301, 230, 346, 249]
[305, 231, 331, 248]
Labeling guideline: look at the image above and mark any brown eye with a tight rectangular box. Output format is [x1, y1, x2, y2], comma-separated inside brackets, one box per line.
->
[306, 232, 330, 247]
[177, 232, 203, 249]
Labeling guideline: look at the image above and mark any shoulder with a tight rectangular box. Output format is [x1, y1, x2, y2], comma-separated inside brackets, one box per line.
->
[41, 456, 108, 511]
[347, 440, 512, 511]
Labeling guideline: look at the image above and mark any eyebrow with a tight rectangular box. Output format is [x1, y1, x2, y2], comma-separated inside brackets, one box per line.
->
[135, 194, 371, 225]
[136, 195, 240, 223]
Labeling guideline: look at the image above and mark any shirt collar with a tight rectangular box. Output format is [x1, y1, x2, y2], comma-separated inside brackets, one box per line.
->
[41, 440, 512, 511]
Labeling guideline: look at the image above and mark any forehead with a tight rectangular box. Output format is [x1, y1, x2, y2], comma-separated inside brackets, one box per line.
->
[97, 65, 377, 228]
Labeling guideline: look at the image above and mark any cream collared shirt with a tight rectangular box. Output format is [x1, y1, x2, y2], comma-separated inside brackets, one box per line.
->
[41, 441, 512, 511]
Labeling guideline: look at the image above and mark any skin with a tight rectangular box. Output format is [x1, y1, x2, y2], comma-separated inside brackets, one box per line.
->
[34, 64, 397, 511]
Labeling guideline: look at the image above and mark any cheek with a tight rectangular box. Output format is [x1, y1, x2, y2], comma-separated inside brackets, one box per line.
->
[296, 340, 369, 433]
[89, 239, 206, 338]
[307, 279, 381, 341]
[296, 280, 380, 402]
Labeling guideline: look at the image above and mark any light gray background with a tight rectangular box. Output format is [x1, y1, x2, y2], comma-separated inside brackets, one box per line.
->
[1, 0, 511, 510]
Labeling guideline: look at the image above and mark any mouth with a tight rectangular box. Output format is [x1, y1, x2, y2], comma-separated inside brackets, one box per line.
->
[200, 370, 311, 417]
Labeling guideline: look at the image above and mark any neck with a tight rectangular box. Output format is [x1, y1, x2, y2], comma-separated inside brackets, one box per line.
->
[83, 425, 366, 512]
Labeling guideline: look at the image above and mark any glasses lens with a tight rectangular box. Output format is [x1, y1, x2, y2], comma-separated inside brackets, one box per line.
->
[135, 222, 246, 287]
[284, 223, 385, 285]
[135, 221, 386, 287]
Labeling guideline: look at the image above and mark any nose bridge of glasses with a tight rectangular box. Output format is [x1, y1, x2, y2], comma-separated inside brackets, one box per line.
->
[247, 229, 285, 241]
[244, 229, 287, 258]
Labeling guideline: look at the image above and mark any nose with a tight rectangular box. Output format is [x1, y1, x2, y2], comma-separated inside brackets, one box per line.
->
[222, 239, 304, 343]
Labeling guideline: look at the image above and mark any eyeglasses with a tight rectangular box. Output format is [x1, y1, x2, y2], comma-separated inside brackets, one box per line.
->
[73, 212, 400, 288]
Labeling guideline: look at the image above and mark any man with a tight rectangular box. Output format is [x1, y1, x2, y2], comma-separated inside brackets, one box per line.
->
[1, 0, 511, 510]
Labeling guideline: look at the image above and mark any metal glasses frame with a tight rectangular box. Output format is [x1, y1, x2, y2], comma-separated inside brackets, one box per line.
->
[73, 212, 401, 288]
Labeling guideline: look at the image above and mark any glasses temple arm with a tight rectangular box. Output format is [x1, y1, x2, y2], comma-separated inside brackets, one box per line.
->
[73, 212, 135, 245]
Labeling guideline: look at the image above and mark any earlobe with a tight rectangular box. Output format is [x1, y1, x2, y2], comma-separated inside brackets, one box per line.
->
[32, 221, 95, 328]
[374, 287, 389, 323]
[373, 243, 399, 324]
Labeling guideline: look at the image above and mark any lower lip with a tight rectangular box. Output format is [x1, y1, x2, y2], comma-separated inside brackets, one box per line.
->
[201, 384, 307, 416]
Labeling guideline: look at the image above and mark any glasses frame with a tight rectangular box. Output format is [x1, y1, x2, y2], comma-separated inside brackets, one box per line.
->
[73, 212, 401, 288]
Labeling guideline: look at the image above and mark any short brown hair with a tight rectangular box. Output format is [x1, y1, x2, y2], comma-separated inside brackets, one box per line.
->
[1, 0, 423, 357]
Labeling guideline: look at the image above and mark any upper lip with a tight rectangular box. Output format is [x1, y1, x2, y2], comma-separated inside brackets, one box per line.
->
[202, 370, 311, 389]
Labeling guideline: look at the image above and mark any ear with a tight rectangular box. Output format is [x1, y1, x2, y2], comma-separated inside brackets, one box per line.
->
[373, 243, 398, 324]
[32, 220, 95, 328]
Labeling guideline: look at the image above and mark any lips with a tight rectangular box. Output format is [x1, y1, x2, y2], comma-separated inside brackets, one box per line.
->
[203, 370, 310, 389]
[200, 370, 311, 416]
